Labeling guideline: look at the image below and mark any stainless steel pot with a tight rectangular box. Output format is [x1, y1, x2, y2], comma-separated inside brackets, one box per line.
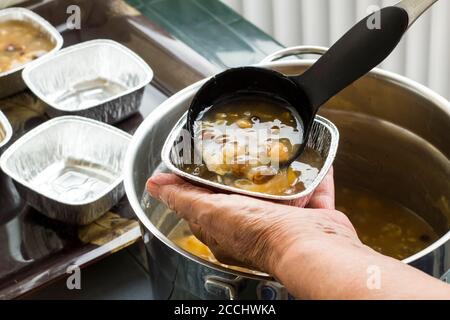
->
[125, 47, 450, 299]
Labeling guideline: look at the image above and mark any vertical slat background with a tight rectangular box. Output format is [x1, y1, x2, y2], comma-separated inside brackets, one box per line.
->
[301, 0, 330, 46]
[428, 0, 450, 99]
[381, 0, 406, 74]
[242, 0, 274, 35]
[329, 0, 356, 43]
[405, 7, 431, 85]
[273, 0, 303, 46]
[221, 0, 450, 100]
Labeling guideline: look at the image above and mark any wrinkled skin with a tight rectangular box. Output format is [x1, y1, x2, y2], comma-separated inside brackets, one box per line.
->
[147, 168, 358, 272]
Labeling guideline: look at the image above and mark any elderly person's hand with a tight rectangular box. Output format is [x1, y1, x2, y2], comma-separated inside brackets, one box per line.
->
[147, 168, 357, 269]
[146, 170, 450, 300]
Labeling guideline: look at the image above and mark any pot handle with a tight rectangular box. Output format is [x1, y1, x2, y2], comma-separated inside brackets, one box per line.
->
[260, 46, 328, 64]
[204, 276, 238, 300]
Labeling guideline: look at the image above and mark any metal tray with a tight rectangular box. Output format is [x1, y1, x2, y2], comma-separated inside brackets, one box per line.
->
[0, 7, 63, 99]
[0, 116, 131, 225]
[22, 39, 154, 124]
[162, 112, 339, 204]
[0, 110, 13, 154]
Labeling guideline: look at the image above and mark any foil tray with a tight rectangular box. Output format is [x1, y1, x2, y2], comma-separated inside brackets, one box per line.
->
[22, 39, 154, 124]
[0, 110, 13, 154]
[162, 112, 339, 204]
[0, 7, 63, 99]
[0, 116, 131, 225]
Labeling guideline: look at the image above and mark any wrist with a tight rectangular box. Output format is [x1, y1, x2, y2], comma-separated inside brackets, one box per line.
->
[270, 239, 376, 299]
[271, 239, 325, 278]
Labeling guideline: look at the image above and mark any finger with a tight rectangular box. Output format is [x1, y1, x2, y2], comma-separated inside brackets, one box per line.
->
[146, 173, 214, 223]
[188, 223, 242, 266]
[208, 244, 247, 268]
[189, 222, 214, 247]
[189, 222, 204, 242]
[147, 173, 273, 226]
[307, 167, 335, 210]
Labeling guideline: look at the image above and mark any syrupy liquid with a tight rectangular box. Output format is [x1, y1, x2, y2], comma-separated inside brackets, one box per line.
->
[184, 95, 319, 196]
[168, 220, 266, 276]
[0, 20, 55, 73]
[336, 186, 439, 260]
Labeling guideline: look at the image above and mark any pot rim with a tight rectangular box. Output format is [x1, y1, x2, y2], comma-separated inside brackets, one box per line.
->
[125, 59, 450, 277]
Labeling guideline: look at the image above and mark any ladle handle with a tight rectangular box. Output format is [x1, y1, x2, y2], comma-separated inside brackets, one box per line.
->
[397, 0, 438, 28]
[293, 0, 438, 113]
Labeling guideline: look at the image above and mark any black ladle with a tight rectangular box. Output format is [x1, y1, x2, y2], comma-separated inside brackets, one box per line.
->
[187, 0, 438, 166]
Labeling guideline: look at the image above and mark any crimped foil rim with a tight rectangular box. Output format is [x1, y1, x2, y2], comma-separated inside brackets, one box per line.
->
[0, 7, 63, 77]
[22, 39, 154, 112]
[0, 116, 132, 206]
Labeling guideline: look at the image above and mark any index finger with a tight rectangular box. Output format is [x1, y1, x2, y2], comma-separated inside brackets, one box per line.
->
[146, 173, 215, 224]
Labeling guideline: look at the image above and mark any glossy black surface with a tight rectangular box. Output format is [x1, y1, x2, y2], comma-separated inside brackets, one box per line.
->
[0, 0, 215, 299]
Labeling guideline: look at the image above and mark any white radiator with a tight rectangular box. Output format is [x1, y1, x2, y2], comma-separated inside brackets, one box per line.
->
[222, 0, 450, 100]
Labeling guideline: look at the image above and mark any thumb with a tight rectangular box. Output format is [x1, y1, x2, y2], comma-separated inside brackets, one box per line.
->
[146, 173, 213, 222]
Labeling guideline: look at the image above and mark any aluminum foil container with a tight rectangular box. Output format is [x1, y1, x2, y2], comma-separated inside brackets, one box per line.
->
[0, 116, 131, 225]
[0, 110, 13, 154]
[22, 39, 154, 124]
[0, 8, 63, 99]
[161, 112, 339, 204]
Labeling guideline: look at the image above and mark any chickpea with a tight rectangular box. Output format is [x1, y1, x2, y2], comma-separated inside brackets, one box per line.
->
[222, 143, 237, 160]
[215, 113, 227, 120]
[247, 166, 277, 184]
[228, 113, 239, 120]
[231, 164, 247, 177]
[215, 120, 227, 126]
[236, 118, 253, 129]
[215, 134, 230, 144]
[271, 125, 280, 134]
[202, 130, 215, 140]
[269, 141, 290, 162]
